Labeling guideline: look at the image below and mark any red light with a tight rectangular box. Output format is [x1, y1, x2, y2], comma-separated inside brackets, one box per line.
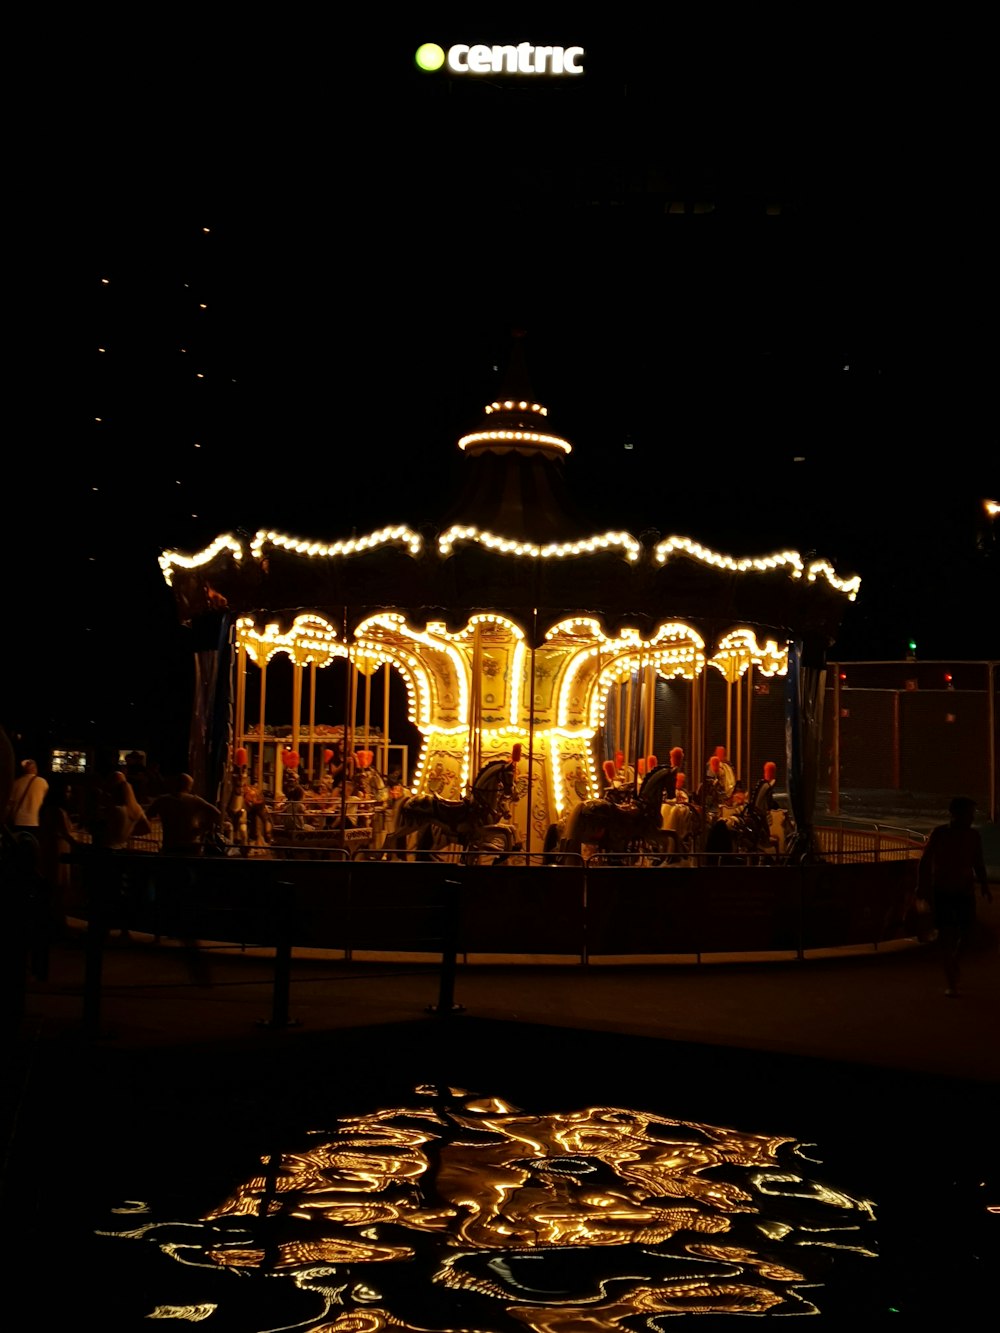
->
[944, 673, 953, 683]
[839, 672, 847, 681]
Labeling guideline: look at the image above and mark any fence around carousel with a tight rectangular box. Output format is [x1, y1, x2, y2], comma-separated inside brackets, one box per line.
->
[70, 830, 923, 966]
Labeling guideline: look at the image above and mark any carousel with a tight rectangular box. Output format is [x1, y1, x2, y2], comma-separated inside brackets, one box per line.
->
[159, 334, 860, 864]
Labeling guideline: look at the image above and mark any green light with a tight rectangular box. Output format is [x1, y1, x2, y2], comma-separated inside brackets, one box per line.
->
[908, 639, 917, 652]
[415, 42, 445, 72]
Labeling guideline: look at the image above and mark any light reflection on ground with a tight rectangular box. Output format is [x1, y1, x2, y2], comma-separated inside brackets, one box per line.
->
[99, 1087, 877, 1330]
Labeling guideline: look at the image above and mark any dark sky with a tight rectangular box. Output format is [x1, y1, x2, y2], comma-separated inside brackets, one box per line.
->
[9, 19, 997, 764]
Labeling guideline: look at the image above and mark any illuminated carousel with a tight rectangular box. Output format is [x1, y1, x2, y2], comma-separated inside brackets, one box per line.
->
[160, 335, 860, 860]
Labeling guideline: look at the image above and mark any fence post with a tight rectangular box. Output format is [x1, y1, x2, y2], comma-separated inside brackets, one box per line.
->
[428, 877, 464, 1016]
[258, 878, 300, 1029]
[81, 851, 113, 1038]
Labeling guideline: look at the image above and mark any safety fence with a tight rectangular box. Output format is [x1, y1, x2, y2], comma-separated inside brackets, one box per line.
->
[52, 840, 925, 1038]
[72, 842, 921, 961]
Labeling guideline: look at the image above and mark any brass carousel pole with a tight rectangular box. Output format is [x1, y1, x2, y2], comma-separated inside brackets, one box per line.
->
[745, 663, 754, 786]
[350, 658, 359, 766]
[307, 661, 317, 785]
[291, 661, 303, 775]
[650, 666, 658, 773]
[735, 669, 743, 783]
[525, 598, 537, 859]
[470, 622, 483, 788]
[340, 607, 351, 832]
[594, 645, 606, 796]
[616, 677, 625, 765]
[256, 656, 267, 793]
[697, 659, 709, 797]
[234, 633, 247, 764]
[623, 667, 634, 780]
[363, 656, 372, 756]
[382, 662, 391, 777]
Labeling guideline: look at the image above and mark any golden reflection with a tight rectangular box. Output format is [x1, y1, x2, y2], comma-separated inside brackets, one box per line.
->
[101, 1089, 877, 1329]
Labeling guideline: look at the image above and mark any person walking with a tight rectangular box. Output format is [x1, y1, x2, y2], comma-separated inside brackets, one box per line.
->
[917, 796, 992, 997]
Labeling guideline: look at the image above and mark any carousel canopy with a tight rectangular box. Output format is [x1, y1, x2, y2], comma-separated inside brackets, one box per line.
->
[160, 335, 860, 650]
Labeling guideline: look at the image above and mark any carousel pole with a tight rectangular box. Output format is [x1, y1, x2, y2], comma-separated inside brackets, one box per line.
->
[595, 645, 606, 795]
[745, 664, 754, 785]
[363, 655, 372, 755]
[725, 671, 733, 759]
[697, 661, 709, 797]
[644, 663, 656, 768]
[382, 662, 390, 777]
[735, 670, 743, 782]
[340, 608, 351, 831]
[256, 658, 267, 793]
[234, 633, 247, 766]
[291, 661, 303, 772]
[634, 659, 646, 778]
[525, 599, 537, 859]
[350, 659, 359, 767]
[623, 668, 634, 781]
[470, 622, 483, 787]
[617, 678, 625, 765]
[307, 661, 317, 785]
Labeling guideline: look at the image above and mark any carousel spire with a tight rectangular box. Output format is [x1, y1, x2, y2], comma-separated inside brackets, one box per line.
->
[442, 329, 596, 544]
[458, 328, 571, 459]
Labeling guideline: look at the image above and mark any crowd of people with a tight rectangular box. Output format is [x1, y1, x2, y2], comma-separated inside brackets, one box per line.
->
[1, 750, 225, 949]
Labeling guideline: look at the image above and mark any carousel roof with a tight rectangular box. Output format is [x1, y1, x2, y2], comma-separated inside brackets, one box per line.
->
[160, 335, 860, 649]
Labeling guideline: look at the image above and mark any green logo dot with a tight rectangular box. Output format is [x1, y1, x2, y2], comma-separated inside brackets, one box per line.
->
[415, 43, 445, 72]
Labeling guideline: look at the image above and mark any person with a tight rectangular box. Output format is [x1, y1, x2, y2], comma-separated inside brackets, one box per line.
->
[124, 750, 152, 806]
[36, 776, 86, 937]
[696, 755, 724, 824]
[95, 771, 151, 849]
[146, 774, 222, 855]
[380, 771, 413, 857]
[917, 796, 992, 997]
[283, 784, 309, 832]
[708, 745, 736, 801]
[242, 778, 273, 846]
[751, 761, 778, 813]
[5, 759, 48, 833]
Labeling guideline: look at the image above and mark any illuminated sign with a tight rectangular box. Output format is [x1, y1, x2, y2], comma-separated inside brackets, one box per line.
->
[415, 42, 585, 76]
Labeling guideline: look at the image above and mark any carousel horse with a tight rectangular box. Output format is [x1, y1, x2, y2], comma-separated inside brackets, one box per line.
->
[659, 773, 703, 863]
[394, 748, 522, 861]
[707, 776, 787, 864]
[547, 762, 680, 862]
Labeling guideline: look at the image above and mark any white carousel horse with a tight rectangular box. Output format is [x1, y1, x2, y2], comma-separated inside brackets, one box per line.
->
[660, 798, 702, 862]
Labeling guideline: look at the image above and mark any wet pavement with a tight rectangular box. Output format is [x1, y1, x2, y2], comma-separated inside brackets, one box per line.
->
[4, 898, 999, 1328]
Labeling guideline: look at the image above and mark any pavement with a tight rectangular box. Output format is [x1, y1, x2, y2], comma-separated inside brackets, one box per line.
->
[4, 886, 999, 1328]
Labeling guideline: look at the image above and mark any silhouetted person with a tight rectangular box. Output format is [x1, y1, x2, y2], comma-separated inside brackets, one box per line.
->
[147, 774, 221, 855]
[36, 776, 86, 936]
[5, 759, 48, 833]
[917, 796, 992, 997]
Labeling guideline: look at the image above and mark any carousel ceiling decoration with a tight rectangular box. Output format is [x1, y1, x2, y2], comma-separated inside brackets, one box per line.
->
[161, 527, 858, 598]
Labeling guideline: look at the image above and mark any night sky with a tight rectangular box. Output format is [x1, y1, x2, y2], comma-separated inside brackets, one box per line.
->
[9, 20, 996, 767]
